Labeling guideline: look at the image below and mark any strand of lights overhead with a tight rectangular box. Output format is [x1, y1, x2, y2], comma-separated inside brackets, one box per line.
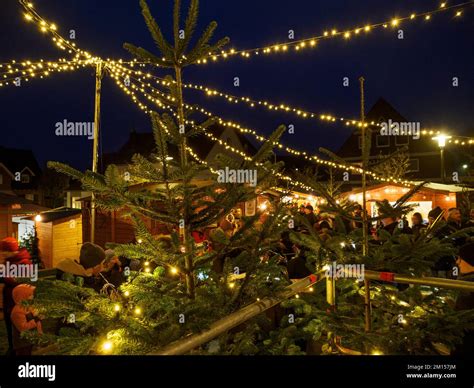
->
[106, 67, 315, 191]
[19, 0, 96, 62]
[0, 62, 85, 87]
[196, 1, 473, 64]
[109, 62, 374, 129]
[106, 65, 416, 186]
[107, 62, 472, 145]
[0, 58, 94, 85]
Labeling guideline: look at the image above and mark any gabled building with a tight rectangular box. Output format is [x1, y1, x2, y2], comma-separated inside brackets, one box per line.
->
[0, 145, 42, 202]
[337, 98, 472, 183]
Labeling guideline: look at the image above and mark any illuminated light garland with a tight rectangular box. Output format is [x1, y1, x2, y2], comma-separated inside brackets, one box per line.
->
[0, 62, 84, 87]
[106, 66, 315, 191]
[111, 63, 373, 129]
[194, 1, 474, 64]
[105, 66, 420, 186]
[107, 62, 474, 145]
[14, 2, 471, 184]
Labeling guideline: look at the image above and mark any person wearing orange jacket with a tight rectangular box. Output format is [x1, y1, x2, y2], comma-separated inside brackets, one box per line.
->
[10, 284, 43, 356]
[0, 237, 32, 356]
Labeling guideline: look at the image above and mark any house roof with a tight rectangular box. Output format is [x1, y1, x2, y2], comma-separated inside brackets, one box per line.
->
[344, 182, 473, 195]
[101, 123, 258, 169]
[22, 207, 81, 223]
[0, 146, 41, 176]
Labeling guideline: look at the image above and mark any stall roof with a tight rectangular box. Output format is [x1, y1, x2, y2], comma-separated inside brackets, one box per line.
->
[345, 182, 473, 195]
[22, 207, 81, 223]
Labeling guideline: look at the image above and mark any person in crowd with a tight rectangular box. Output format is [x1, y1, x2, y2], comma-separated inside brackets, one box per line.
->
[452, 242, 474, 356]
[303, 205, 317, 228]
[464, 208, 474, 228]
[410, 212, 426, 237]
[318, 220, 332, 242]
[446, 208, 462, 230]
[209, 218, 236, 273]
[379, 216, 412, 235]
[56, 242, 107, 291]
[10, 284, 43, 356]
[0, 237, 32, 356]
[428, 206, 444, 226]
[350, 204, 364, 230]
[298, 204, 306, 215]
[287, 245, 312, 279]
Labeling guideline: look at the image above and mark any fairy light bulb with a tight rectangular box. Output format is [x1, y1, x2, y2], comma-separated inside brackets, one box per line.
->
[114, 304, 120, 312]
[101, 341, 113, 353]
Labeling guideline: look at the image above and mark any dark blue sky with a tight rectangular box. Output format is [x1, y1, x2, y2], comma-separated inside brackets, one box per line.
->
[1, 0, 473, 170]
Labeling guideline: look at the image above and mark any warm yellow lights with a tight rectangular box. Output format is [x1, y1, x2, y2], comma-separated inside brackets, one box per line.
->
[114, 304, 120, 312]
[432, 134, 451, 148]
[425, 15, 431, 20]
[24, 13, 33, 21]
[101, 340, 113, 353]
[123, 290, 130, 297]
[391, 19, 399, 26]
[134, 307, 142, 315]
[228, 282, 236, 289]
[170, 267, 178, 275]
[371, 349, 383, 355]
[455, 11, 462, 16]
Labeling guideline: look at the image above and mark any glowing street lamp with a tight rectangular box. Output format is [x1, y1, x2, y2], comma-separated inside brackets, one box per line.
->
[432, 135, 451, 183]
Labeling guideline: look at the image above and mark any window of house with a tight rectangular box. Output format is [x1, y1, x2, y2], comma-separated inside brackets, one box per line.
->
[407, 159, 419, 172]
[25, 194, 34, 201]
[21, 174, 30, 183]
[376, 135, 390, 148]
[395, 136, 409, 146]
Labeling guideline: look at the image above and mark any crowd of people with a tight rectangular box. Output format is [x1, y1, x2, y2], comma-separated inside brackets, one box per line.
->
[0, 203, 473, 356]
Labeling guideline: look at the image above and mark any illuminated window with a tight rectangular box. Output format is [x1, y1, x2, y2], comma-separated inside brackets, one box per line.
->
[21, 174, 30, 183]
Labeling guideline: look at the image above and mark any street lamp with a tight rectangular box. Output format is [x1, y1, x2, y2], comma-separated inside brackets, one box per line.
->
[432, 135, 451, 183]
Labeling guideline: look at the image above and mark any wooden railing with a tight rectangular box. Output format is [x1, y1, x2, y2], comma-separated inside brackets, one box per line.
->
[153, 269, 474, 355]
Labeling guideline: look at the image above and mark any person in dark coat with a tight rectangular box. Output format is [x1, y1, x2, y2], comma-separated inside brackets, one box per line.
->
[411, 212, 426, 237]
[55, 242, 107, 291]
[304, 205, 317, 228]
[287, 246, 312, 279]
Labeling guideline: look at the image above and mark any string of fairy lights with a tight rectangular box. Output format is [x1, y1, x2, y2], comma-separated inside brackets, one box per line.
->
[195, 1, 474, 64]
[106, 64, 316, 191]
[0, 59, 95, 87]
[3, 0, 472, 191]
[105, 61, 474, 146]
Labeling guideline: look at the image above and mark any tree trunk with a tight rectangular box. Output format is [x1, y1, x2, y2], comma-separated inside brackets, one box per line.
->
[175, 65, 195, 299]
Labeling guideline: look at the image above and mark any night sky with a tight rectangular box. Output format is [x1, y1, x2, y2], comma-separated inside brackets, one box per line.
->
[1, 0, 473, 170]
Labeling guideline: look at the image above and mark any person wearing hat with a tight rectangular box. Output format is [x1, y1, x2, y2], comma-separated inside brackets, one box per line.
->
[56, 242, 106, 291]
[10, 284, 42, 355]
[428, 206, 444, 226]
[452, 242, 474, 356]
[0, 237, 32, 355]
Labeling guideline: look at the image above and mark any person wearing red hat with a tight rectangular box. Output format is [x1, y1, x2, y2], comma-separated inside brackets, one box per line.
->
[10, 284, 42, 355]
[0, 237, 32, 355]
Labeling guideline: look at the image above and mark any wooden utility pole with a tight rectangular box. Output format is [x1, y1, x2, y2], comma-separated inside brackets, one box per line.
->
[91, 60, 103, 243]
[359, 76, 369, 256]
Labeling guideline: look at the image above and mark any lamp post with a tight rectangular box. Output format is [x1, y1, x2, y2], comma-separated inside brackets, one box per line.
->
[432, 135, 451, 183]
